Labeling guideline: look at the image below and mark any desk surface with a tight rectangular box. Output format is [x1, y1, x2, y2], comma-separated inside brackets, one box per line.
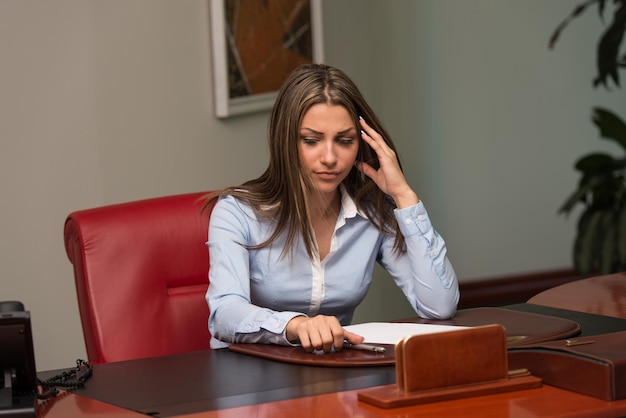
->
[39, 384, 626, 418]
[528, 272, 626, 319]
[58, 347, 396, 416]
[180, 384, 626, 418]
[37, 300, 626, 418]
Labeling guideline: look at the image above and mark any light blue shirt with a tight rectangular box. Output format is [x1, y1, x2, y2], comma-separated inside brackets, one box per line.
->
[206, 188, 459, 348]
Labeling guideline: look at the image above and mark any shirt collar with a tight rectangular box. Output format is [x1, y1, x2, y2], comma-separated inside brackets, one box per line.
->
[259, 185, 369, 220]
[339, 185, 369, 220]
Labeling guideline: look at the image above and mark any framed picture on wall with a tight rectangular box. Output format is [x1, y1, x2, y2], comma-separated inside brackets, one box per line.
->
[210, 0, 324, 118]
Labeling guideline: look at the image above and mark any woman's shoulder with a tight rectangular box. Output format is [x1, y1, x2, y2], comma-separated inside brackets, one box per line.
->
[213, 193, 278, 221]
[213, 193, 254, 215]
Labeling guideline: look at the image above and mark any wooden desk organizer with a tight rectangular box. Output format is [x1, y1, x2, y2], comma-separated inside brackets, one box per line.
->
[358, 324, 542, 408]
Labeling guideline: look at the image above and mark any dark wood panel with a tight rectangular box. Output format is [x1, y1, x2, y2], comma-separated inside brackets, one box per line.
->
[458, 268, 585, 309]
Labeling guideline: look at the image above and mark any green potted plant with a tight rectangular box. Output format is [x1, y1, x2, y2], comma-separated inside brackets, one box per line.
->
[551, 0, 626, 275]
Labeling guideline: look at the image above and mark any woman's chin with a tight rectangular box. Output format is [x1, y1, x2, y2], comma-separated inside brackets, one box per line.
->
[311, 183, 340, 196]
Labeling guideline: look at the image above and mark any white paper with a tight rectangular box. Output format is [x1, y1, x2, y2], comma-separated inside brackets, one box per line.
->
[343, 322, 467, 345]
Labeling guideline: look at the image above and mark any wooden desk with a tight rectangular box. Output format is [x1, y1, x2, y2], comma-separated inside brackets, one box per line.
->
[528, 272, 626, 319]
[38, 385, 626, 418]
[37, 391, 145, 417]
[36, 304, 626, 418]
[181, 385, 626, 418]
[39, 383, 626, 418]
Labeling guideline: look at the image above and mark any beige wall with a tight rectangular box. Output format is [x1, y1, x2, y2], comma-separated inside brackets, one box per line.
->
[1, 0, 624, 370]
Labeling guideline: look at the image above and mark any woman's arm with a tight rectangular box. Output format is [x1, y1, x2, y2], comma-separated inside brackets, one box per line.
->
[357, 117, 459, 318]
[206, 196, 304, 348]
[381, 201, 459, 319]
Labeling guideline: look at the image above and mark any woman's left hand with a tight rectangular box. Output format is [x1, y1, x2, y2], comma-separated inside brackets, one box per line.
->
[356, 118, 419, 208]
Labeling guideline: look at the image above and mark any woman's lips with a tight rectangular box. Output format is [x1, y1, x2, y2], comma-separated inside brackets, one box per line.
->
[315, 171, 340, 180]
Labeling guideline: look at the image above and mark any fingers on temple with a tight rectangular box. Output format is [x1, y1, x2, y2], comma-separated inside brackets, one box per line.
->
[359, 119, 394, 158]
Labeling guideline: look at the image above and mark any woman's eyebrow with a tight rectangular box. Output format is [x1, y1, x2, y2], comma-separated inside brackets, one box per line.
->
[300, 127, 323, 135]
[337, 127, 357, 135]
[300, 127, 357, 135]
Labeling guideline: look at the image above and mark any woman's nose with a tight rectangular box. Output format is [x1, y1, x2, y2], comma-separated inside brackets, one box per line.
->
[320, 143, 337, 165]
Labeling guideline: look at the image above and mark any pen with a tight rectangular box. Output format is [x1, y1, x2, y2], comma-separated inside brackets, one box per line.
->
[343, 342, 386, 353]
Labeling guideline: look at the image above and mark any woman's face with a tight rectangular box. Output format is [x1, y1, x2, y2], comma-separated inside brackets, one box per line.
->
[297, 103, 359, 199]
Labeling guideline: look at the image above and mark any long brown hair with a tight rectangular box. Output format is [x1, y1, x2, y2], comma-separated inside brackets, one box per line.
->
[203, 63, 405, 258]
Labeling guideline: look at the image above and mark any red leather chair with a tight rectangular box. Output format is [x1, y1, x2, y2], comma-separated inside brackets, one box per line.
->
[63, 192, 214, 364]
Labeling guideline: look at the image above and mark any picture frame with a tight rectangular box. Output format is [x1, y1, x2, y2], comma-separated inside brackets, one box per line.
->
[210, 0, 324, 118]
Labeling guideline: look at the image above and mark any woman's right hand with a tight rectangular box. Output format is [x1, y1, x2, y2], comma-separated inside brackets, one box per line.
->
[286, 315, 364, 353]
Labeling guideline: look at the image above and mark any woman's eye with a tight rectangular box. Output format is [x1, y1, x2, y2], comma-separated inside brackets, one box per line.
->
[302, 137, 319, 145]
[337, 137, 355, 145]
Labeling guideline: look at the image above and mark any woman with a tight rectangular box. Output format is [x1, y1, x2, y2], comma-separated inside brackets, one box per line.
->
[205, 63, 459, 353]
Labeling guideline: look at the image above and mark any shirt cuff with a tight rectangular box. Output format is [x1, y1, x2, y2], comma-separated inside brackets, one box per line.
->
[394, 201, 432, 237]
[235, 311, 307, 346]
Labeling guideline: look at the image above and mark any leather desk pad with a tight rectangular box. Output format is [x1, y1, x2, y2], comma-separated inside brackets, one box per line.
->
[509, 330, 626, 400]
[229, 307, 580, 367]
[229, 341, 396, 366]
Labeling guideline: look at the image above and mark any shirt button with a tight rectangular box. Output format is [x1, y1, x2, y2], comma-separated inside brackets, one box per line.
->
[431, 250, 437, 256]
[404, 218, 412, 225]
[417, 215, 426, 221]
[245, 325, 251, 331]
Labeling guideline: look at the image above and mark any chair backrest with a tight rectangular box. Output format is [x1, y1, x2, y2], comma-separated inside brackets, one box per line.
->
[64, 192, 213, 364]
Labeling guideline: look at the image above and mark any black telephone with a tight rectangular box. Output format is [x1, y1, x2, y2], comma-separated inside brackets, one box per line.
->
[0, 301, 37, 418]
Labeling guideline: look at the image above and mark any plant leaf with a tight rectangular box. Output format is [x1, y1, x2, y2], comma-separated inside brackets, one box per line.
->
[595, 32, 624, 87]
[549, 0, 600, 49]
[559, 175, 604, 214]
[594, 1, 626, 87]
[618, 203, 626, 269]
[592, 107, 626, 150]
[574, 206, 604, 274]
[574, 152, 616, 173]
[599, 209, 617, 273]
[598, 0, 607, 20]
